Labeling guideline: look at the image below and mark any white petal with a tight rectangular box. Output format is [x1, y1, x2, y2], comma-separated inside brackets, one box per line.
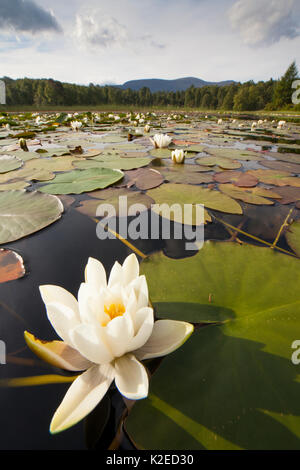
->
[40, 285, 79, 317]
[84, 258, 107, 290]
[114, 354, 148, 400]
[105, 313, 134, 357]
[24, 332, 92, 372]
[122, 254, 139, 285]
[135, 320, 194, 360]
[108, 261, 122, 288]
[43, 302, 80, 347]
[78, 283, 108, 325]
[130, 275, 149, 310]
[129, 307, 154, 351]
[50, 364, 115, 434]
[70, 324, 114, 364]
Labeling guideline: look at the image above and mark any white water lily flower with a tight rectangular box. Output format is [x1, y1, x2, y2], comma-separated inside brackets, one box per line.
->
[70, 121, 82, 132]
[277, 120, 286, 129]
[150, 133, 172, 149]
[25, 254, 193, 434]
[217, 119, 223, 125]
[144, 124, 150, 133]
[171, 149, 186, 164]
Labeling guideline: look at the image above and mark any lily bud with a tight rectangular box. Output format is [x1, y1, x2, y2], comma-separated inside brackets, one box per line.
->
[19, 138, 29, 152]
[171, 149, 186, 164]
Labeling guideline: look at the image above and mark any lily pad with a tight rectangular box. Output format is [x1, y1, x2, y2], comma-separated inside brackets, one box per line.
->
[204, 148, 261, 161]
[286, 221, 300, 256]
[77, 188, 154, 217]
[248, 170, 300, 187]
[272, 186, 300, 204]
[124, 168, 164, 190]
[0, 155, 23, 173]
[213, 170, 258, 187]
[0, 190, 64, 243]
[126, 242, 300, 450]
[39, 168, 124, 195]
[73, 156, 151, 171]
[219, 184, 274, 205]
[148, 184, 242, 218]
[0, 249, 25, 283]
[196, 156, 241, 170]
[260, 160, 300, 174]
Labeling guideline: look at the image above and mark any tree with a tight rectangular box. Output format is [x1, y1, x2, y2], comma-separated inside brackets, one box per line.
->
[272, 61, 299, 109]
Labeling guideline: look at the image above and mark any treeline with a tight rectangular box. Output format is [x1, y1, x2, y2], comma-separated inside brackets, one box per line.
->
[2, 62, 299, 111]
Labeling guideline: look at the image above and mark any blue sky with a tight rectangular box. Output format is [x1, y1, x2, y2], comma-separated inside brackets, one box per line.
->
[0, 0, 299, 85]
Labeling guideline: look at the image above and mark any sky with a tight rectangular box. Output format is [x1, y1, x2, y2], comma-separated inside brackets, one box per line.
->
[0, 0, 299, 85]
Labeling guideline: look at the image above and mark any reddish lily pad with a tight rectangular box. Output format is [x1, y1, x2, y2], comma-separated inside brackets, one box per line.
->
[214, 171, 258, 187]
[0, 249, 25, 283]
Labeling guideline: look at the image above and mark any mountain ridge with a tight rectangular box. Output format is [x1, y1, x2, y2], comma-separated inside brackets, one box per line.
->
[115, 76, 235, 92]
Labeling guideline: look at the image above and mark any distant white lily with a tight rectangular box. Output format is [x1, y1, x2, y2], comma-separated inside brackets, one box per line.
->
[218, 119, 223, 125]
[144, 124, 150, 133]
[171, 149, 186, 164]
[150, 133, 172, 149]
[277, 120, 286, 129]
[24, 254, 193, 434]
[70, 121, 82, 132]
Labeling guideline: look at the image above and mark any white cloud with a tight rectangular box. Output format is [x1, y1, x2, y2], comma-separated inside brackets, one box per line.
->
[229, 0, 300, 46]
[73, 10, 128, 49]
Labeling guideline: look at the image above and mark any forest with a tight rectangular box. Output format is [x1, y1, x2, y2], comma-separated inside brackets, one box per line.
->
[1, 62, 299, 111]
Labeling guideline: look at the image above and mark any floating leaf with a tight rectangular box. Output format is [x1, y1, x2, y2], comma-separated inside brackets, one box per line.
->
[148, 183, 242, 222]
[286, 221, 300, 256]
[125, 168, 164, 190]
[162, 169, 214, 185]
[0, 190, 64, 243]
[39, 168, 124, 195]
[248, 169, 300, 187]
[126, 242, 300, 450]
[272, 186, 300, 204]
[213, 170, 258, 187]
[77, 188, 154, 217]
[0, 249, 25, 283]
[73, 155, 151, 171]
[260, 160, 300, 174]
[219, 184, 274, 205]
[204, 147, 261, 161]
[0, 155, 23, 174]
[196, 156, 241, 170]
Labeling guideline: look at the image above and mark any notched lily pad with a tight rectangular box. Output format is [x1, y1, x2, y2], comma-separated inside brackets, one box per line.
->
[0, 190, 64, 243]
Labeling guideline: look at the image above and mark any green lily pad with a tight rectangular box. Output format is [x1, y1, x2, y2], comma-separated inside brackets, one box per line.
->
[286, 221, 300, 256]
[248, 170, 300, 187]
[73, 156, 151, 171]
[39, 168, 124, 195]
[77, 188, 154, 217]
[0, 156, 23, 173]
[204, 148, 261, 161]
[126, 242, 300, 450]
[0, 190, 64, 244]
[196, 156, 241, 170]
[219, 184, 274, 205]
[148, 184, 242, 218]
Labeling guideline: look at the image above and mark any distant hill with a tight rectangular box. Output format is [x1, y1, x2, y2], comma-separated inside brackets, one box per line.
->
[115, 77, 235, 93]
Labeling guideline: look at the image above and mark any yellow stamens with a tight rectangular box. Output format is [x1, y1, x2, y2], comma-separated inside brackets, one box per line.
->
[104, 303, 125, 321]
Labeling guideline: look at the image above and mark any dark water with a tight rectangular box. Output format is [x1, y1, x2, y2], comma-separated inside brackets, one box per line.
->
[0, 190, 299, 449]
